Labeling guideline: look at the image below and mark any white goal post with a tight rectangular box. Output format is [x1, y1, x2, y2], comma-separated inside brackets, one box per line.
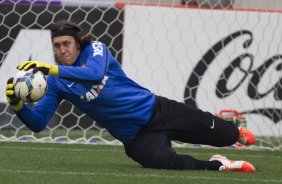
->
[0, 0, 281, 150]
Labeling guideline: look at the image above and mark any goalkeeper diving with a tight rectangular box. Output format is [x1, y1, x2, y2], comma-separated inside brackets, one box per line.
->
[6, 20, 256, 172]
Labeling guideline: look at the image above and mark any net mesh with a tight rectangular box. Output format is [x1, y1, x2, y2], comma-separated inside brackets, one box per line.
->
[0, 0, 281, 150]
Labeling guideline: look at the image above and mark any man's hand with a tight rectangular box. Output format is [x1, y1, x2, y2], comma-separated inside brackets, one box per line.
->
[6, 78, 23, 111]
[17, 61, 59, 75]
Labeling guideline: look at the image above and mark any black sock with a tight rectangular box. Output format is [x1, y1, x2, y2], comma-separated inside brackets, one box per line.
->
[194, 160, 223, 170]
[170, 154, 223, 170]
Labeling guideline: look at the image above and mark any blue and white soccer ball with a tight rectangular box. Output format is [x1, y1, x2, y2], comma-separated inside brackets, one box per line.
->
[13, 70, 47, 103]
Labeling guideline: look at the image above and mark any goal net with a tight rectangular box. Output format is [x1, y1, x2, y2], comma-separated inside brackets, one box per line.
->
[0, 0, 281, 150]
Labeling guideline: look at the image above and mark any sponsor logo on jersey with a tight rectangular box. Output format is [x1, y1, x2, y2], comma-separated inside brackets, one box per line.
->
[92, 41, 103, 57]
[80, 75, 108, 102]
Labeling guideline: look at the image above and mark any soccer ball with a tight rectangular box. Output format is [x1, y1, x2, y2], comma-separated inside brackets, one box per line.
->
[13, 70, 47, 103]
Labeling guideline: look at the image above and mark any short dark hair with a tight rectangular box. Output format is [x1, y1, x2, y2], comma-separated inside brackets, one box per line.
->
[51, 20, 94, 49]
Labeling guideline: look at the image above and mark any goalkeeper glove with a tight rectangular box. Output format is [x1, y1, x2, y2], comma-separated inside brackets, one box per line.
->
[17, 61, 59, 76]
[6, 78, 23, 111]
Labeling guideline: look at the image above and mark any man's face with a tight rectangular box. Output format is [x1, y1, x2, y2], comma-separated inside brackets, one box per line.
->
[52, 35, 80, 66]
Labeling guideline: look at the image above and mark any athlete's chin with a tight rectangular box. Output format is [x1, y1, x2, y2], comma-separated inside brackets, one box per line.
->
[58, 59, 75, 66]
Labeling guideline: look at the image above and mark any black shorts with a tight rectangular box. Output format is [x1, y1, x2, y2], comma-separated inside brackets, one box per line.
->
[128, 95, 238, 145]
[124, 96, 239, 169]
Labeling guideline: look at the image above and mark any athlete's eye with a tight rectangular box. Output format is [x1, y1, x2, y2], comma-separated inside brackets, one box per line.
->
[62, 41, 71, 47]
[53, 43, 60, 49]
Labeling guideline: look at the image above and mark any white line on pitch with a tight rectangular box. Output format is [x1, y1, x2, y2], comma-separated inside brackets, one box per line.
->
[0, 169, 281, 183]
[1, 145, 281, 159]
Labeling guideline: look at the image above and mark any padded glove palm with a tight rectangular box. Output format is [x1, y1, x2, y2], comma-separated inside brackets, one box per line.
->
[6, 78, 23, 111]
[17, 61, 59, 75]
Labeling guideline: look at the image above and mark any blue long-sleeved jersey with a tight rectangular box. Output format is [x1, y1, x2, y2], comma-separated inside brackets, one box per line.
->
[16, 41, 155, 143]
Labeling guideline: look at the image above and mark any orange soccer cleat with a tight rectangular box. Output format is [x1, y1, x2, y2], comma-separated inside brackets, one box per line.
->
[238, 127, 256, 145]
[210, 154, 255, 173]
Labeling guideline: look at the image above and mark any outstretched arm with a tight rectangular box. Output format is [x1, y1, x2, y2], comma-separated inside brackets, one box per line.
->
[16, 94, 61, 132]
[17, 41, 108, 83]
[57, 41, 108, 82]
[14, 77, 61, 132]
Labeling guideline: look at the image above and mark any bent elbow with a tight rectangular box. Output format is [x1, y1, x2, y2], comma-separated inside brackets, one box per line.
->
[96, 71, 105, 80]
[26, 123, 46, 133]
[32, 127, 44, 133]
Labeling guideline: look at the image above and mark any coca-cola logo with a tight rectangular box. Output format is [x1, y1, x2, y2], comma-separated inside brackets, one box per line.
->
[185, 30, 282, 123]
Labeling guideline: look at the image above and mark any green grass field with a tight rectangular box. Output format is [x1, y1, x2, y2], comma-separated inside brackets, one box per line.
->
[0, 142, 281, 184]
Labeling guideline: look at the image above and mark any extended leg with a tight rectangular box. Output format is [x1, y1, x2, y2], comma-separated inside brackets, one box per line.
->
[124, 133, 222, 170]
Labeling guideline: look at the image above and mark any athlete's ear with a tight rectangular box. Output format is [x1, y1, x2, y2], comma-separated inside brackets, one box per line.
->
[76, 42, 80, 49]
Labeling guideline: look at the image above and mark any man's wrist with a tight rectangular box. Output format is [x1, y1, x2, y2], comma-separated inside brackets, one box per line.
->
[11, 101, 23, 111]
[50, 65, 59, 75]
